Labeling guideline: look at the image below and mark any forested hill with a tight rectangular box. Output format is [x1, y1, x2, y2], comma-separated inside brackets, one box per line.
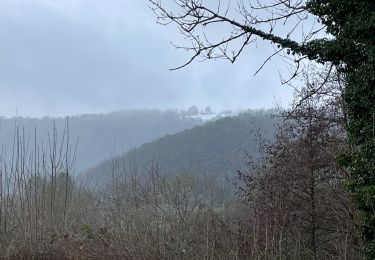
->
[0, 110, 203, 171]
[80, 110, 278, 188]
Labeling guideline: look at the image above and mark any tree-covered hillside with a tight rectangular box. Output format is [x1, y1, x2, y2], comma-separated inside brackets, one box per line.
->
[0, 110, 202, 171]
[81, 110, 278, 188]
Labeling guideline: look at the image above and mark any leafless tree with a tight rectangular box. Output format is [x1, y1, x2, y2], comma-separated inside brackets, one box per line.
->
[237, 73, 360, 259]
[149, 0, 326, 82]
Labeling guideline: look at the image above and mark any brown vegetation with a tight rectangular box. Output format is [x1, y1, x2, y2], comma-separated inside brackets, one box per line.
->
[0, 70, 362, 259]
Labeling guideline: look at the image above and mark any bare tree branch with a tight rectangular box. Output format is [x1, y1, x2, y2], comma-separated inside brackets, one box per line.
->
[149, 0, 321, 75]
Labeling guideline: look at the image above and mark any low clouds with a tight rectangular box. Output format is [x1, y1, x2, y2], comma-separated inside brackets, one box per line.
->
[0, 0, 293, 117]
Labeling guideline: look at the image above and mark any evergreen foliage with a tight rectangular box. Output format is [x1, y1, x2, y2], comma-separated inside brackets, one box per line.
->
[305, 1, 375, 256]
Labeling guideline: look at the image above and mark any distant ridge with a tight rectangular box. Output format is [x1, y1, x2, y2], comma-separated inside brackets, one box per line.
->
[0, 109, 203, 171]
[80, 109, 278, 188]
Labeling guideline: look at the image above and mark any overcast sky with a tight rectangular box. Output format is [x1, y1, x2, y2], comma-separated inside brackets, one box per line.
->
[0, 0, 295, 117]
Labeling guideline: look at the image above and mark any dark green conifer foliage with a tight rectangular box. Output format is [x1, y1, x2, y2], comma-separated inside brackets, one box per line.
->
[304, 1, 375, 257]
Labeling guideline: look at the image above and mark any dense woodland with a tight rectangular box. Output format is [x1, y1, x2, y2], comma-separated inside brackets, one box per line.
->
[81, 110, 277, 189]
[0, 0, 374, 259]
[0, 72, 362, 259]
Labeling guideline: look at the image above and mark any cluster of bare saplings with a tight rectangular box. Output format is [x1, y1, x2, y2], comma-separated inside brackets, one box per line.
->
[0, 123, 246, 259]
[0, 76, 361, 259]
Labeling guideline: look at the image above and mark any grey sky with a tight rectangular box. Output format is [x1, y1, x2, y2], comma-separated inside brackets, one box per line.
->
[0, 0, 294, 117]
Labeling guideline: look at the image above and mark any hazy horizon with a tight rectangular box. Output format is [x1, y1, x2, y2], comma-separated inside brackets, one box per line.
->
[0, 0, 294, 118]
[0, 106, 258, 120]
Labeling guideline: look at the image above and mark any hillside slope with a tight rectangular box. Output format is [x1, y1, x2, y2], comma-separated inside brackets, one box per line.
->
[0, 110, 202, 171]
[81, 110, 278, 188]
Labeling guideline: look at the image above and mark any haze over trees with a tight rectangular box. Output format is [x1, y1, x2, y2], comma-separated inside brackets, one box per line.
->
[80, 110, 278, 189]
[0, 82, 360, 259]
[0, 0, 373, 259]
[0, 109, 203, 172]
[149, 0, 375, 258]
